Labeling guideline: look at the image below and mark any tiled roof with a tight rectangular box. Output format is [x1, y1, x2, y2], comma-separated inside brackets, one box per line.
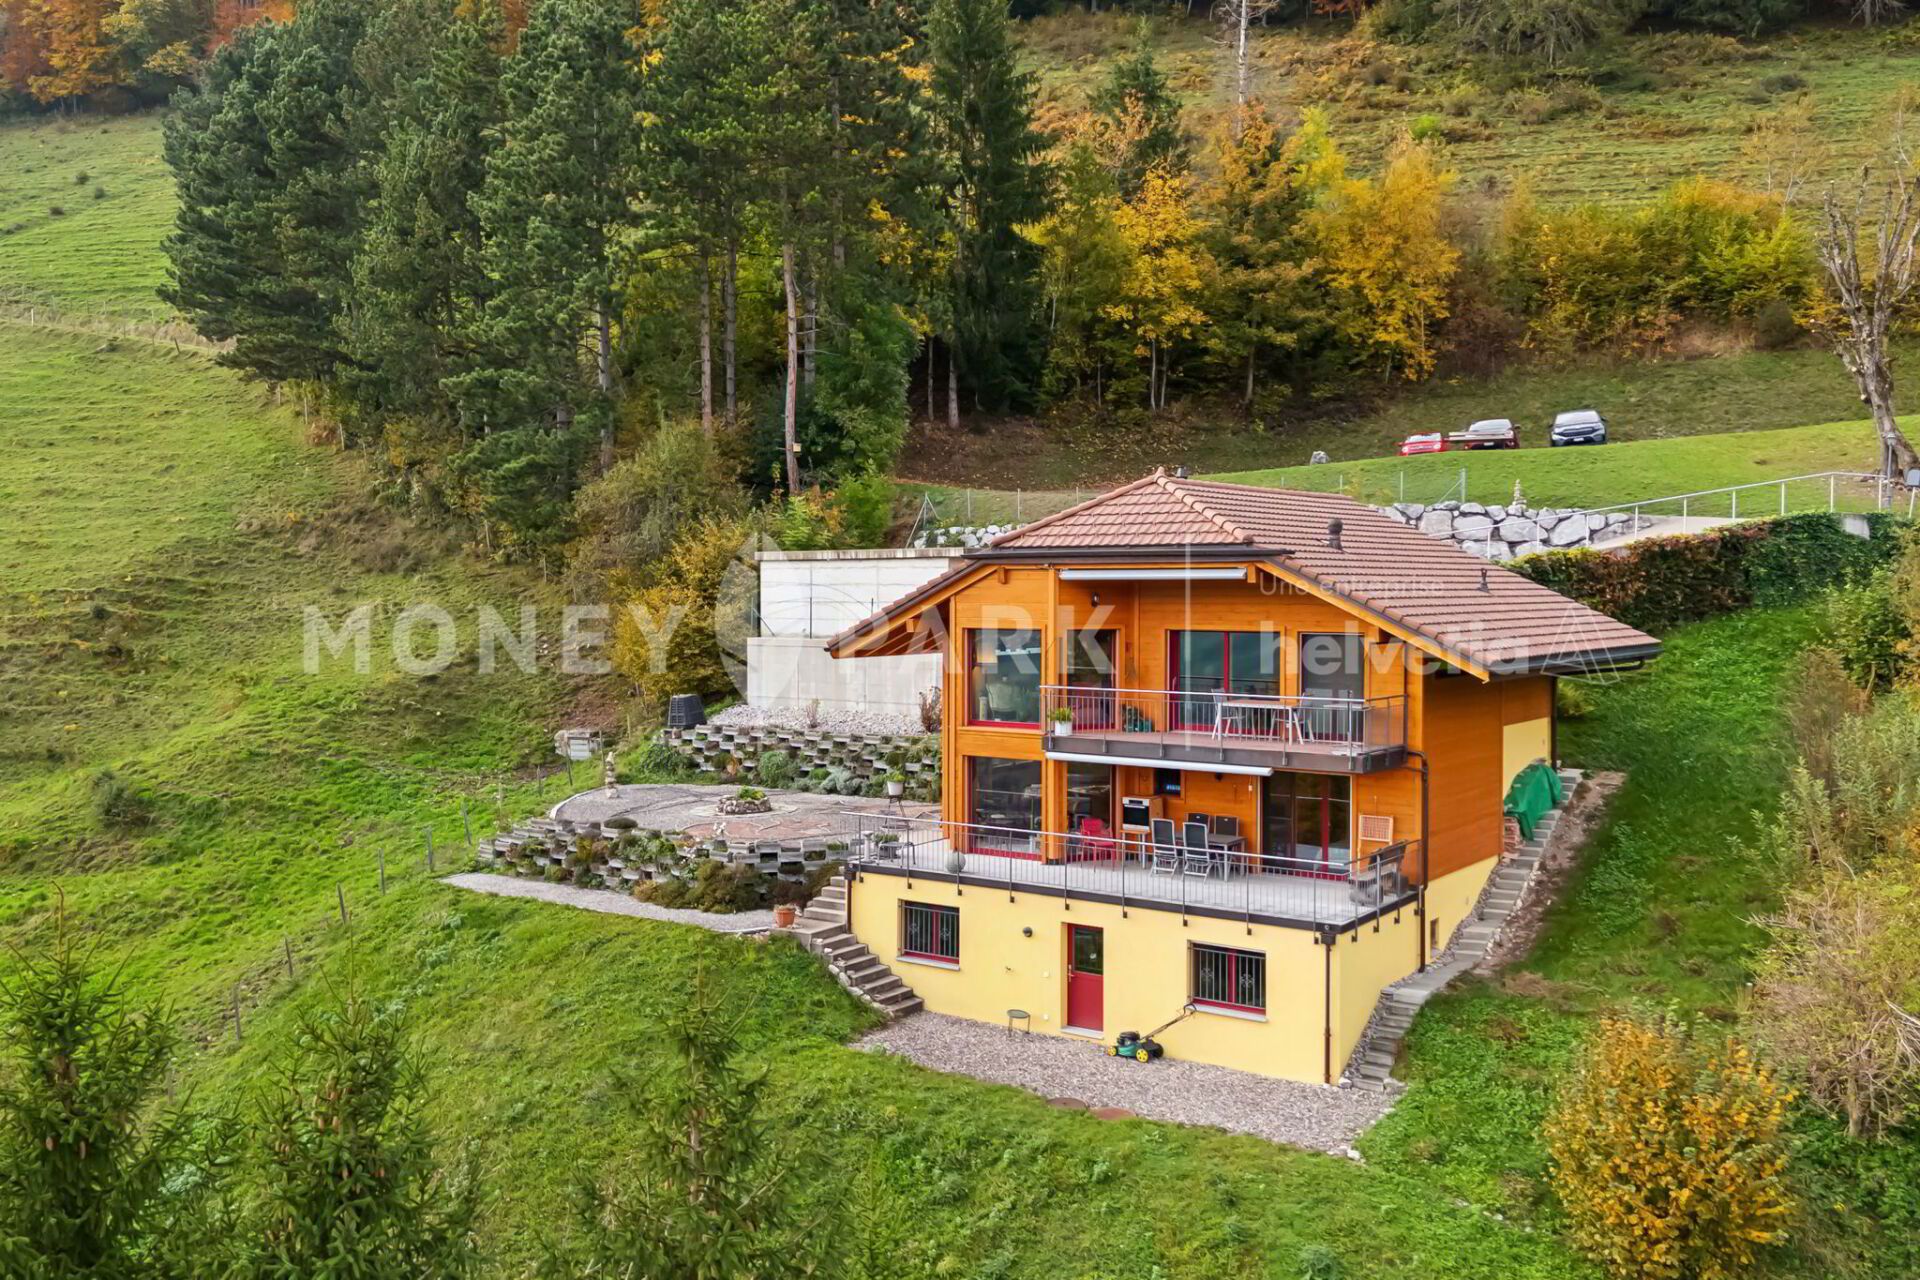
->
[826, 471, 1660, 674]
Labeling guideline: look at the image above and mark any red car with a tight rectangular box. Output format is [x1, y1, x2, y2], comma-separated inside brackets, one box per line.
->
[1398, 433, 1448, 457]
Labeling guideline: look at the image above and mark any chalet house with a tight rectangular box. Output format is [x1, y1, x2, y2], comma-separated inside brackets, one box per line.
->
[825, 471, 1658, 1084]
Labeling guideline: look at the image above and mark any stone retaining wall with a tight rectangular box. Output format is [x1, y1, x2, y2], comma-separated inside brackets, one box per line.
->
[1378, 499, 1633, 561]
[664, 722, 936, 782]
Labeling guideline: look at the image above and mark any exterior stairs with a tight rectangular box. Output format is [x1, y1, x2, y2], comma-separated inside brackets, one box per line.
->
[787, 875, 924, 1018]
[1345, 767, 1583, 1093]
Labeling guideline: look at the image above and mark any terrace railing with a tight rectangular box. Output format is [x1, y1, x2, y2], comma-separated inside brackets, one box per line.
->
[1038, 685, 1406, 759]
[838, 812, 1422, 926]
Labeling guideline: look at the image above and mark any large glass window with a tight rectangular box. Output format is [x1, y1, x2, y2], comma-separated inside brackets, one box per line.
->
[1171, 630, 1280, 728]
[1261, 773, 1352, 872]
[1066, 761, 1113, 833]
[968, 756, 1041, 840]
[1191, 944, 1266, 1013]
[902, 902, 959, 962]
[968, 628, 1042, 725]
[1299, 632, 1366, 741]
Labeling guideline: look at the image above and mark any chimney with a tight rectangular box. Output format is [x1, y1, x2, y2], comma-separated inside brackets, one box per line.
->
[1172, 465, 1190, 479]
[1479, 568, 1490, 592]
[1327, 519, 1343, 551]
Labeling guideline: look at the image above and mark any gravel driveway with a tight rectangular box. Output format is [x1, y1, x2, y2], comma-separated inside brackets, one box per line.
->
[442, 873, 775, 934]
[859, 1013, 1393, 1152]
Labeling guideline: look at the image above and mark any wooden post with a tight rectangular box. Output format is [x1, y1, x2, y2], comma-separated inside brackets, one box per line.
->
[461, 798, 473, 848]
[426, 827, 436, 873]
[337, 883, 349, 925]
[379, 849, 387, 893]
[283, 937, 295, 979]
[232, 987, 242, 1041]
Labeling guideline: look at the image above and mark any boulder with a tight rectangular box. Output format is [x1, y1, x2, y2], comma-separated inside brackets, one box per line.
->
[1378, 506, 1409, 524]
[1549, 515, 1591, 547]
[1418, 509, 1455, 536]
[1460, 539, 1496, 559]
[1496, 515, 1542, 543]
[1400, 502, 1425, 522]
[1487, 504, 1506, 522]
[1605, 511, 1631, 526]
[1454, 515, 1494, 539]
[1511, 540, 1548, 558]
[1536, 511, 1562, 531]
[1459, 502, 1486, 517]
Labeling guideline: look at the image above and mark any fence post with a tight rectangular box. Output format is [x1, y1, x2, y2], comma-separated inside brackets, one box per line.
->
[378, 849, 387, 893]
[337, 883, 348, 925]
[1780, 481, 1786, 516]
[1682, 496, 1689, 533]
[1830, 475, 1837, 512]
[1731, 490, 1737, 520]
[426, 827, 436, 873]
[232, 987, 242, 1042]
[283, 937, 295, 979]
[1015, 489, 1022, 521]
[462, 797, 473, 848]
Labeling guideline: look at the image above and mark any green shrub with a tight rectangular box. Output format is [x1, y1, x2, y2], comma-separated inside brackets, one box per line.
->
[1825, 576, 1909, 691]
[755, 749, 798, 789]
[1513, 513, 1904, 634]
[91, 769, 153, 828]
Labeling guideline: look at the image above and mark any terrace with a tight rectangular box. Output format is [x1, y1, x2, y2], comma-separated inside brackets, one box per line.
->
[840, 814, 1422, 930]
[1038, 684, 1408, 776]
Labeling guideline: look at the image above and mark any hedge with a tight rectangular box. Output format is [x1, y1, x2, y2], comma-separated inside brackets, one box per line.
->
[1511, 513, 1907, 635]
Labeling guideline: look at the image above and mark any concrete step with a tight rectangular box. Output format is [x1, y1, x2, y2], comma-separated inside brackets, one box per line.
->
[877, 993, 924, 1016]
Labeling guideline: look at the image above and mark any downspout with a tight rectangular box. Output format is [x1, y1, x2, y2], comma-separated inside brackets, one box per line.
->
[1321, 926, 1334, 1085]
[1406, 748, 1431, 973]
[1549, 675, 1560, 768]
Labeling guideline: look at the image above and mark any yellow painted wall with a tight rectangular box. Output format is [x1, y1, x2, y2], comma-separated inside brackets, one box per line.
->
[1499, 676, 1553, 789]
[848, 870, 1429, 1083]
[1423, 856, 1500, 956]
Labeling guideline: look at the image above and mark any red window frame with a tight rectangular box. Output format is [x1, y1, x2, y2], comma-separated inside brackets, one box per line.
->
[966, 628, 1042, 729]
[901, 901, 960, 962]
[1190, 943, 1266, 1014]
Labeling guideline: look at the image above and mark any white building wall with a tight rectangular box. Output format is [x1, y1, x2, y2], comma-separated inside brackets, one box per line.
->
[748, 548, 963, 716]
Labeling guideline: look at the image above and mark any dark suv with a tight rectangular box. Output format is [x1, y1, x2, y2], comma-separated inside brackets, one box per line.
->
[1549, 409, 1607, 446]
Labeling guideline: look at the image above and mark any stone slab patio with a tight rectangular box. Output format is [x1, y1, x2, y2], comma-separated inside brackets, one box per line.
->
[551, 782, 934, 844]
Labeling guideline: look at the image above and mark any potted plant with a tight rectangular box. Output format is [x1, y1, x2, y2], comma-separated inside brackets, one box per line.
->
[772, 902, 798, 928]
[883, 769, 906, 798]
[1047, 705, 1074, 735]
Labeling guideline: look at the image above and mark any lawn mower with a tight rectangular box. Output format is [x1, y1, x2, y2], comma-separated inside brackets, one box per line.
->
[1107, 1004, 1196, 1063]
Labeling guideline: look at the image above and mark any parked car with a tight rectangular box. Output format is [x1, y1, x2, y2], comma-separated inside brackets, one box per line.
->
[1398, 433, 1448, 456]
[1452, 418, 1519, 450]
[1550, 408, 1608, 446]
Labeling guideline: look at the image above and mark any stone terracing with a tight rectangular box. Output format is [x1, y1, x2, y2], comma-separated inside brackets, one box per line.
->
[1380, 501, 1635, 561]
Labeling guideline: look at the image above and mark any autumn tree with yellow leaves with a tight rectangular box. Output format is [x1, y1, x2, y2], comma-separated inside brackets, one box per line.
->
[1109, 166, 1211, 411]
[1306, 130, 1459, 381]
[1545, 1012, 1797, 1280]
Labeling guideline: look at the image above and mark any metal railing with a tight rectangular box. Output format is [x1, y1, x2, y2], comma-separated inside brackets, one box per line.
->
[1565, 471, 1903, 539]
[838, 812, 1421, 925]
[1038, 685, 1406, 757]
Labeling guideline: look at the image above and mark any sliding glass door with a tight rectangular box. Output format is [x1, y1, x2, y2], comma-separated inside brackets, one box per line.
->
[1170, 631, 1280, 729]
[1298, 633, 1365, 742]
[1260, 773, 1352, 875]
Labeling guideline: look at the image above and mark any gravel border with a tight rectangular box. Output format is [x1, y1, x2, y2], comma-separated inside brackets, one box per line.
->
[708, 702, 924, 737]
[442, 873, 775, 934]
[859, 1013, 1392, 1152]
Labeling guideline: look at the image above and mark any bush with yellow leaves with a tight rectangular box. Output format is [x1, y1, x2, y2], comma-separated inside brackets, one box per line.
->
[1544, 1012, 1796, 1280]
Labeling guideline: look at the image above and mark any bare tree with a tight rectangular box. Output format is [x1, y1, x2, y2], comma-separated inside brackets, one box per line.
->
[1852, 0, 1908, 27]
[1740, 96, 1826, 207]
[1814, 168, 1920, 480]
[1216, 0, 1278, 136]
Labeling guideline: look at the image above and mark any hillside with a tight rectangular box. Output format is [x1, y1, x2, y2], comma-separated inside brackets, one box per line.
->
[1019, 15, 1920, 206]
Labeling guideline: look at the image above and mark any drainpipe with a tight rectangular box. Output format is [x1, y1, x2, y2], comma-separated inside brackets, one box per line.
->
[1549, 675, 1560, 768]
[1406, 748, 1431, 973]
[1321, 926, 1334, 1085]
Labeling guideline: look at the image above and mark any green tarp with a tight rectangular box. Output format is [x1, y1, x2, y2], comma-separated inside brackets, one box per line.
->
[1503, 760, 1563, 841]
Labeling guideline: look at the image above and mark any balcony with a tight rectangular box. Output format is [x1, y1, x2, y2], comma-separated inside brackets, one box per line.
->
[840, 814, 1422, 929]
[1038, 685, 1407, 775]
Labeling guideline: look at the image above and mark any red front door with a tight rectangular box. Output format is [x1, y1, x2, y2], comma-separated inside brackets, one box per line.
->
[1066, 925, 1104, 1032]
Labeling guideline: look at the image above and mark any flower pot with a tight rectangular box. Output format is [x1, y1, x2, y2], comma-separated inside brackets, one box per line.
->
[885, 780, 904, 798]
[944, 849, 966, 875]
[773, 903, 798, 928]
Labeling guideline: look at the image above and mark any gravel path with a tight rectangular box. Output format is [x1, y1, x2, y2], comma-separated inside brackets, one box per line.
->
[442, 873, 776, 934]
[859, 1013, 1393, 1152]
[708, 702, 924, 737]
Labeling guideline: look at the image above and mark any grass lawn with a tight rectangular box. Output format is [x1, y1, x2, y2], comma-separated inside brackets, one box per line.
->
[1363, 605, 1920, 1278]
[0, 113, 175, 319]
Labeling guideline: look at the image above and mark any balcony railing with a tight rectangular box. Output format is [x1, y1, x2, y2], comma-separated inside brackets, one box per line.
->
[839, 813, 1422, 928]
[1038, 684, 1407, 772]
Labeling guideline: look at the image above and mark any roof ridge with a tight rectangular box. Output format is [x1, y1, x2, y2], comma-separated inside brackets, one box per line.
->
[1159, 474, 1255, 545]
[984, 472, 1165, 549]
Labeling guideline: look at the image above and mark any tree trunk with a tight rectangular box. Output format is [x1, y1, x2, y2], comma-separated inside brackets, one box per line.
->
[802, 269, 818, 393]
[1244, 346, 1256, 407]
[596, 304, 614, 473]
[782, 242, 802, 493]
[723, 240, 738, 424]
[698, 254, 714, 436]
[947, 344, 960, 432]
[926, 342, 935, 422]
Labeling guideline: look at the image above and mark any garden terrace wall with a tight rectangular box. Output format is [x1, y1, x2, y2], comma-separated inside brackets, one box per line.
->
[1510, 512, 1906, 634]
[663, 722, 937, 783]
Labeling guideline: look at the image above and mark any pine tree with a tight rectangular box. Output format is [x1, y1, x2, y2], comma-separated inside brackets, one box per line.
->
[230, 993, 479, 1279]
[542, 972, 826, 1279]
[928, 0, 1052, 413]
[1090, 21, 1187, 199]
[460, 0, 642, 481]
[0, 912, 224, 1279]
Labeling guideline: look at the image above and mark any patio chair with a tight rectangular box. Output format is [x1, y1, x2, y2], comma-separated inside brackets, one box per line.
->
[1075, 816, 1118, 863]
[1211, 814, 1239, 838]
[1180, 821, 1215, 878]
[1149, 818, 1180, 876]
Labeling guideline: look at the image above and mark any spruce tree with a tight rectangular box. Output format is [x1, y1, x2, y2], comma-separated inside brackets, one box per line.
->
[0, 915, 222, 1279]
[230, 994, 478, 1280]
[1091, 22, 1188, 199]
[928, 0, 1052, 412]
[542, 974, 825, 1279]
